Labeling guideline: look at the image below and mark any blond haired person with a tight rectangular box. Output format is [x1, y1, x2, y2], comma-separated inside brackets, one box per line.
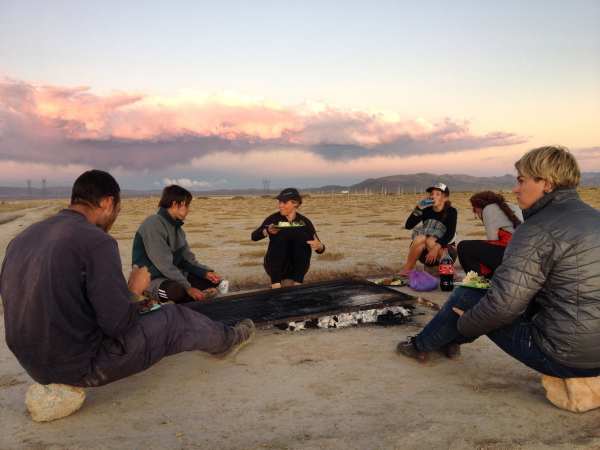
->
[396, 146, 600, 377]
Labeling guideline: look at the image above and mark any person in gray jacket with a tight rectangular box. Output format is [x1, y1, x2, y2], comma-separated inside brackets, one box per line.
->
[133, 185, 224, 303]
[397, 146, 600, 378]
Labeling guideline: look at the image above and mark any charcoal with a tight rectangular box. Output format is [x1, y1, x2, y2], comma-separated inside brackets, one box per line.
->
[184, 278, 415, 328]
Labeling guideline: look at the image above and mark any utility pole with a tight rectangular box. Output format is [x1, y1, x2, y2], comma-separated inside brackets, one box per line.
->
[262, 179, 270, 195]
[27, 180, 32, 197]
[42, 179, 47, 197]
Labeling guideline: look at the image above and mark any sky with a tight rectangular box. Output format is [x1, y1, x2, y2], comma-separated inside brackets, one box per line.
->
[1, 0, 599, 190]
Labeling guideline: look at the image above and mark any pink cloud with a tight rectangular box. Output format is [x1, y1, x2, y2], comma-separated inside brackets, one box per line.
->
[0, 77, 527, 171]
[187, 147, 526, 179]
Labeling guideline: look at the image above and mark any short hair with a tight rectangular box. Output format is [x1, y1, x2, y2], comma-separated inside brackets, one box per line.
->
[159, 185, 193, 209]
[71, 170, 120, 207]
[515, 146, 580, 189]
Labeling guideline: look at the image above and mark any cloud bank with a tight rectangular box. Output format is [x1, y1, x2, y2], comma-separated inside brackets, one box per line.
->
[0, 77, 526, 172]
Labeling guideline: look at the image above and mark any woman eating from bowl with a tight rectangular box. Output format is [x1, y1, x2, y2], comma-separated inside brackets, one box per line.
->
[399, 182, 458, 275]
[457, 191, 523, 277]
[251, 188, 325, 288]
[396, 146, 600, 382]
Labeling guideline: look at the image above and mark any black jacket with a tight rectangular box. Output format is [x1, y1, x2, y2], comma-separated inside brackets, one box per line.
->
[458, 189, 600, 369]
[251, 212, 325, 252]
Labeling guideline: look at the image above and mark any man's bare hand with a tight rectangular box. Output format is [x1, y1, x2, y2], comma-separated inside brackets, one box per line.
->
[267, 224, 280, 235]
[453, 307, 464, 316]
[128, 265, 150, 296]
[205, 271, 221, 284]
[186, 287, 206, 302]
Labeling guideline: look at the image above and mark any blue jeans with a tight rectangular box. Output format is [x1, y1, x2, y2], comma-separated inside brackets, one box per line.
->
[414, 287, 600, 378]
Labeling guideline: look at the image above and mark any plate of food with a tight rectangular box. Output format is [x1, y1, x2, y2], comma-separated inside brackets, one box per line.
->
[455, 271, 491, 290]
[274, 221, 306, 229]
[374, 277, 408, 287]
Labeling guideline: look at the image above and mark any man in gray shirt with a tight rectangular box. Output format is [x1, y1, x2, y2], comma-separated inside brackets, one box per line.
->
[0, 170, 254, 388]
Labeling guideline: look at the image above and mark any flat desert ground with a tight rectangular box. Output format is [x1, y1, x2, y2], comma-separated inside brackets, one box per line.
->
[2, 190, 600, 450]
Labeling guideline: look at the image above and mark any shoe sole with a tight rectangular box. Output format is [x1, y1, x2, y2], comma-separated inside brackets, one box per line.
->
[214, 328, 256, 359]
[395, 345, 429, 364]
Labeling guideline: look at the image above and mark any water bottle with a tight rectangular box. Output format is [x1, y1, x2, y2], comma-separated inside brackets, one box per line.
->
[418, 198, 434, 209]
[439, 251, 454, 292]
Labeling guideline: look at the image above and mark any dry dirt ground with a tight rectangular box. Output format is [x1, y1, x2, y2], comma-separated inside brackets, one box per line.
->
[2, 191, 600, 450]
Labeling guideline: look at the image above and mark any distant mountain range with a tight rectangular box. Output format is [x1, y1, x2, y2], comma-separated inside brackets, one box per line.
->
[2, 172, 600, 199]
[310, 172, 600, 194]
[345, 173, 517, 194]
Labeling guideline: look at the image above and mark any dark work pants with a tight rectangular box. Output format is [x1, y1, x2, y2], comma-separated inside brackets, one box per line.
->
[457, 240, 506, 276]
[265, 235, 311, 283]
[413, 287, 600, 378]
[158, 273, 219, 303]
[77, 304, 234, 387]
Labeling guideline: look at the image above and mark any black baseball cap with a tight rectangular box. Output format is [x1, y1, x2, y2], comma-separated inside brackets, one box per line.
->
[426, 182, 450, 195]
[276, 187, 302, 203]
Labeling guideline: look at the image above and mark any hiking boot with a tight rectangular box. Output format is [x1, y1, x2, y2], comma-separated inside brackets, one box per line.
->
[396, 337, 429, 363]
[214, 319, 256, 358]
[443, 343, 461, 359]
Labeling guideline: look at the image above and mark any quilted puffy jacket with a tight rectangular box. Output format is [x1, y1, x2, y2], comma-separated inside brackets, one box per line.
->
[458, 189, 600, 369]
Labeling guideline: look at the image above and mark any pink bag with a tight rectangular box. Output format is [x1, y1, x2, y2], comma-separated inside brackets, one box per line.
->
[408, 270, 438, 291]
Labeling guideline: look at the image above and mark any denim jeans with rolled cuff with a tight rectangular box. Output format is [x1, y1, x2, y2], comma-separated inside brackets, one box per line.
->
[413, 287, 600, 378]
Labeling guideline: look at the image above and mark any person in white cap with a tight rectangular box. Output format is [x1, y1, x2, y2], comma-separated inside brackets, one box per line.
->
[399, 182, 458, 275]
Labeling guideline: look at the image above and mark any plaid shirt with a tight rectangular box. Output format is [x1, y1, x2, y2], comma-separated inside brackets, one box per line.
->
[406, 205, 458, 246]
[411, 218, 447, 241]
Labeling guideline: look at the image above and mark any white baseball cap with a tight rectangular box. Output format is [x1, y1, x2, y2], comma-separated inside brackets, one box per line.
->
[426, 182, 450, 195]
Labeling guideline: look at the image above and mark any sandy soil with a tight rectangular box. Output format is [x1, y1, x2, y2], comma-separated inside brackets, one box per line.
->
[109, 188, 598, 288]
[2, 191, 600, 449]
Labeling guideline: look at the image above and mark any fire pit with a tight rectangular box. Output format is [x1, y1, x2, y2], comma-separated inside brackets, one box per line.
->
[184, 277, 417, 329]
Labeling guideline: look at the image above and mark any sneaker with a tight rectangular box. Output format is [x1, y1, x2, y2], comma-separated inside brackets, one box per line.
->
[443, 343, 461, 359]
[214, 319, 256, 358]
[396, 336, 429, 363]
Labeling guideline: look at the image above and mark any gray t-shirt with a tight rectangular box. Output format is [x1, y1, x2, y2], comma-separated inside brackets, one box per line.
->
[482, 203, 523, 240]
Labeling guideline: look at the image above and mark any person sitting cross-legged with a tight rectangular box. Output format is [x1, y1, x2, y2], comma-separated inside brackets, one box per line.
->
[133, 185, 225, 303]
[396, 146, 600, 380]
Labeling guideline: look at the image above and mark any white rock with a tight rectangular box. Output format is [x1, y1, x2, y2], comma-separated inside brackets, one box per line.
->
[25, 383, 86, 422]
